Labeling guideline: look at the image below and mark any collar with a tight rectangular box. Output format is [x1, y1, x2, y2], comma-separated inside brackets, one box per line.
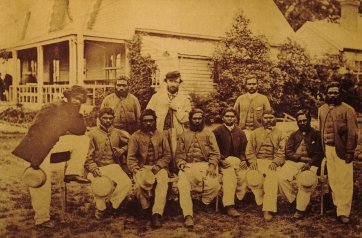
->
[99, 124, 113, 133]
[223, 124, 235, 131]
[167, 91, 178, 100]
[246, 92, 259, 99]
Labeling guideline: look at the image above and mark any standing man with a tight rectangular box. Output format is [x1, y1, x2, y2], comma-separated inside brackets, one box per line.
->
[318, 81, 358, 224]
[278, 109, 324, 219]
[85, 107, 132, 219]
[213, 108, 248, 217]
[12, 85, 91, 228]
[101, 76, 141, 134]
[127, 109, 171, 228]
[234, 75, 271, 138]
[176, 109, 221, 228]
[246, 109, 285, 221]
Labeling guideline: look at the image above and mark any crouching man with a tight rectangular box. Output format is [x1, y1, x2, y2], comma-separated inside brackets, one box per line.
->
[213, 108, 248, 217]
[246, 109, 285, 221]
[176, 109, 221, 228]
[278, 109, 323, 219]
[85, 107, 132, 219]
[127, 109, 171, 228]
[12, 85, 91, 228]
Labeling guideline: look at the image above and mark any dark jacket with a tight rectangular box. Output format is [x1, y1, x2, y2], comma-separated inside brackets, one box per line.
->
[318, 102, 358, 160]
[285, 128, 324, 167]
[127, 130, 171, 174]
[12, 101, 86, 166]
[213, 125, 247, 161]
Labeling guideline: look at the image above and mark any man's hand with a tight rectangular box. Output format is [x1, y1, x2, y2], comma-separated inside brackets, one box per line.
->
[239, 161, 248, 170]
[268, 162, 278, 171]
[113, 147, 126, 157]
[206, 164, 217, 178]
[179, 163, 190, 172]
[221, 160, 231, 169]
[345, 154, 354, 164]
[169, 100, 179, 111]
[92, 168, 102, 177]
[249, 161, 258, 170]
[300, 156, 312, 163]
[301, 162, 311, 171]
[31, 164, 40, 170]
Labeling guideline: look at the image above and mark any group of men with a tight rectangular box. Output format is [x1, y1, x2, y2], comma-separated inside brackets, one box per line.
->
[12, 71, 360, 229]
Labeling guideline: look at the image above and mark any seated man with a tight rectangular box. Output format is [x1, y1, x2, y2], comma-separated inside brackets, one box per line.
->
[85, 107, 132, 219]
[246, 109, 285, 221]
[12, 85, 90, 228]
[278, 109, 323, 219]
[213, 108, 248, 217]
[176, 109, 221, 228]
[127, 109, 171, 229]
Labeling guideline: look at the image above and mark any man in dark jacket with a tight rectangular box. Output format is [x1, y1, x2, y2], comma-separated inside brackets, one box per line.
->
[278, 109, 324, 219]
[318, 81, 358, 224]
[12, 85, 90, 228]
[127, 109, 171, 228]
[213, 108, 248, 217]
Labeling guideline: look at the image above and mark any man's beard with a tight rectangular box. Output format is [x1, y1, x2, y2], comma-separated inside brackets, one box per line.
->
[167, 85, 179, 94]
[298, 123, 311, 132]
[248, 88, 257, 94]
[224, 121, 234, 127]
[189, 121, 205, 132]
[141, 123, 156, 133]
[325, 96, 341, 105]
[262, 121, 276, 129]
[115, 89, 128, 98]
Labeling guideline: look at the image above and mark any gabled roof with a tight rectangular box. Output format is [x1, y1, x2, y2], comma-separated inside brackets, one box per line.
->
[0, 0, 294, 49]
[296, 18, 362, 51]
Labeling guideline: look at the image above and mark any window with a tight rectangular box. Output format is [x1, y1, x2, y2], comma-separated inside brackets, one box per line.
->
[354, 61, 362, 82]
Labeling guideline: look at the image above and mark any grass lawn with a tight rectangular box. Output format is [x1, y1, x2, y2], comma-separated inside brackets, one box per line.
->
[0, 123, 361, 238]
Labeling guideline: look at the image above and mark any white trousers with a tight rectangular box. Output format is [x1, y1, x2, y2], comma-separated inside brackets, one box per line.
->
[278, 161, 318, 211]
[221, 157, 248, 206]
[248, 159, 279, 212]
[178, 162, 220, 217]
[135, 166, 169, 215]
[87, 164, 132, 211]
[325, 145, 353, 217]
[29, 135, 89, 225]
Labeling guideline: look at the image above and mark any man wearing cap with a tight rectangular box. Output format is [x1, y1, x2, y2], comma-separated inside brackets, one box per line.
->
[127, 109, 171, 228]
[318, 81, 358, 224]
[85, 107, 132, 219]
[234, 75, 271, 139]
[175, 109, 221, 228]
[12, 85, 91, 228]
[213, 108, 248, 217]
[246, 109, 285, 221]
[278, 109, 324, 219]
[101, 76, 141, 134]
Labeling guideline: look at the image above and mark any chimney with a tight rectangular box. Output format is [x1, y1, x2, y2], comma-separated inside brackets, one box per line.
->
[339, 0, 360, 31]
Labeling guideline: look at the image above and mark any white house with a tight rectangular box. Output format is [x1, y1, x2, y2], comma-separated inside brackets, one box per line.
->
[0, 0, 294, 107]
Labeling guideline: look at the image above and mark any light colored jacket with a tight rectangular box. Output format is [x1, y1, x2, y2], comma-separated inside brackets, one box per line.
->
[147, 87, 191, 135]
[234, 93, 270, 130]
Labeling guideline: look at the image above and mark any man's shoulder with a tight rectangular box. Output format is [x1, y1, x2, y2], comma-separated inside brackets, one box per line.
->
[341, 102, 356, 112]
[128, 93, 140, 102]
[213, 125, 225, 133]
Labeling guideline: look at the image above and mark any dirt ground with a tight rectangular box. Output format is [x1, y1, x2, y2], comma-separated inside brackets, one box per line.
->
[0, 130, 361, 238]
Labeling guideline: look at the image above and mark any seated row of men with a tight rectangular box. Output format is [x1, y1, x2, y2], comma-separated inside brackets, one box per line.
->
[13, 74, 360, 229]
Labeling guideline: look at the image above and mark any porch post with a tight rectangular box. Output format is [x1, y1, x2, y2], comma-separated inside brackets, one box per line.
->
[124, 45, 130, 76]
[12, 50, 18, 103]
[37, 46, 44, 104]
[76, 34, 85, 85]
[69, 36, 77, 85]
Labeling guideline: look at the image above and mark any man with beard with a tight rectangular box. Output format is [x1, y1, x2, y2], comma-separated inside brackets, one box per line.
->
[278, 109, 324, 219]
[246, 109, 285, 221]
[101, 76, 141, 134]
[234, 75, 271, 139]
[175, 109, 221, 228]
[127, 109, 171, 228]
[318, 81, 358, 224]
[12, 85, 90, 228]
[85, 107, 132, 219]
[213, 108, 248, 217]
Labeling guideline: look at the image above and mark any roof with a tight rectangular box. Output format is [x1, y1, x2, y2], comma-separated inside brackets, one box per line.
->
[0, 0, 294, 49]
[296, 18, 362, 51]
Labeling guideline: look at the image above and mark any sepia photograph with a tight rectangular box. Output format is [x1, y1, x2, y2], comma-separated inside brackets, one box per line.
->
[0, 0, 361, 237]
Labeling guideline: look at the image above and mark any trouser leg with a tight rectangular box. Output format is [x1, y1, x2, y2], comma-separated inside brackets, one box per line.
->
[178, 170, 193, 217]
[152, 169, 168, 215]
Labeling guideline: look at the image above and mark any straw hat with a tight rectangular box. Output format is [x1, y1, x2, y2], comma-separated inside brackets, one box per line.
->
[23, 167, 47, 188]
[135, 169, 156, 191]
[296, 170, 318, 192]
[246, 170, 264, 189]
[91, 176, 115, 198]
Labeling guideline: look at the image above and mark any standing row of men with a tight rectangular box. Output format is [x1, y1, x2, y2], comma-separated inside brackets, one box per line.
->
[13, 71, 360, 229]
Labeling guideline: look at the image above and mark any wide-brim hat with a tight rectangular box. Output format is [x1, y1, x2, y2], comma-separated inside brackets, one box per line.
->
[296, 170, 318, 192]
[135, 169, 156, 191]
[91, 176, 115, 198]
[183, 163, 204, 186]
[246, 170, 264, 189]
[23, 167, 47, 188]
